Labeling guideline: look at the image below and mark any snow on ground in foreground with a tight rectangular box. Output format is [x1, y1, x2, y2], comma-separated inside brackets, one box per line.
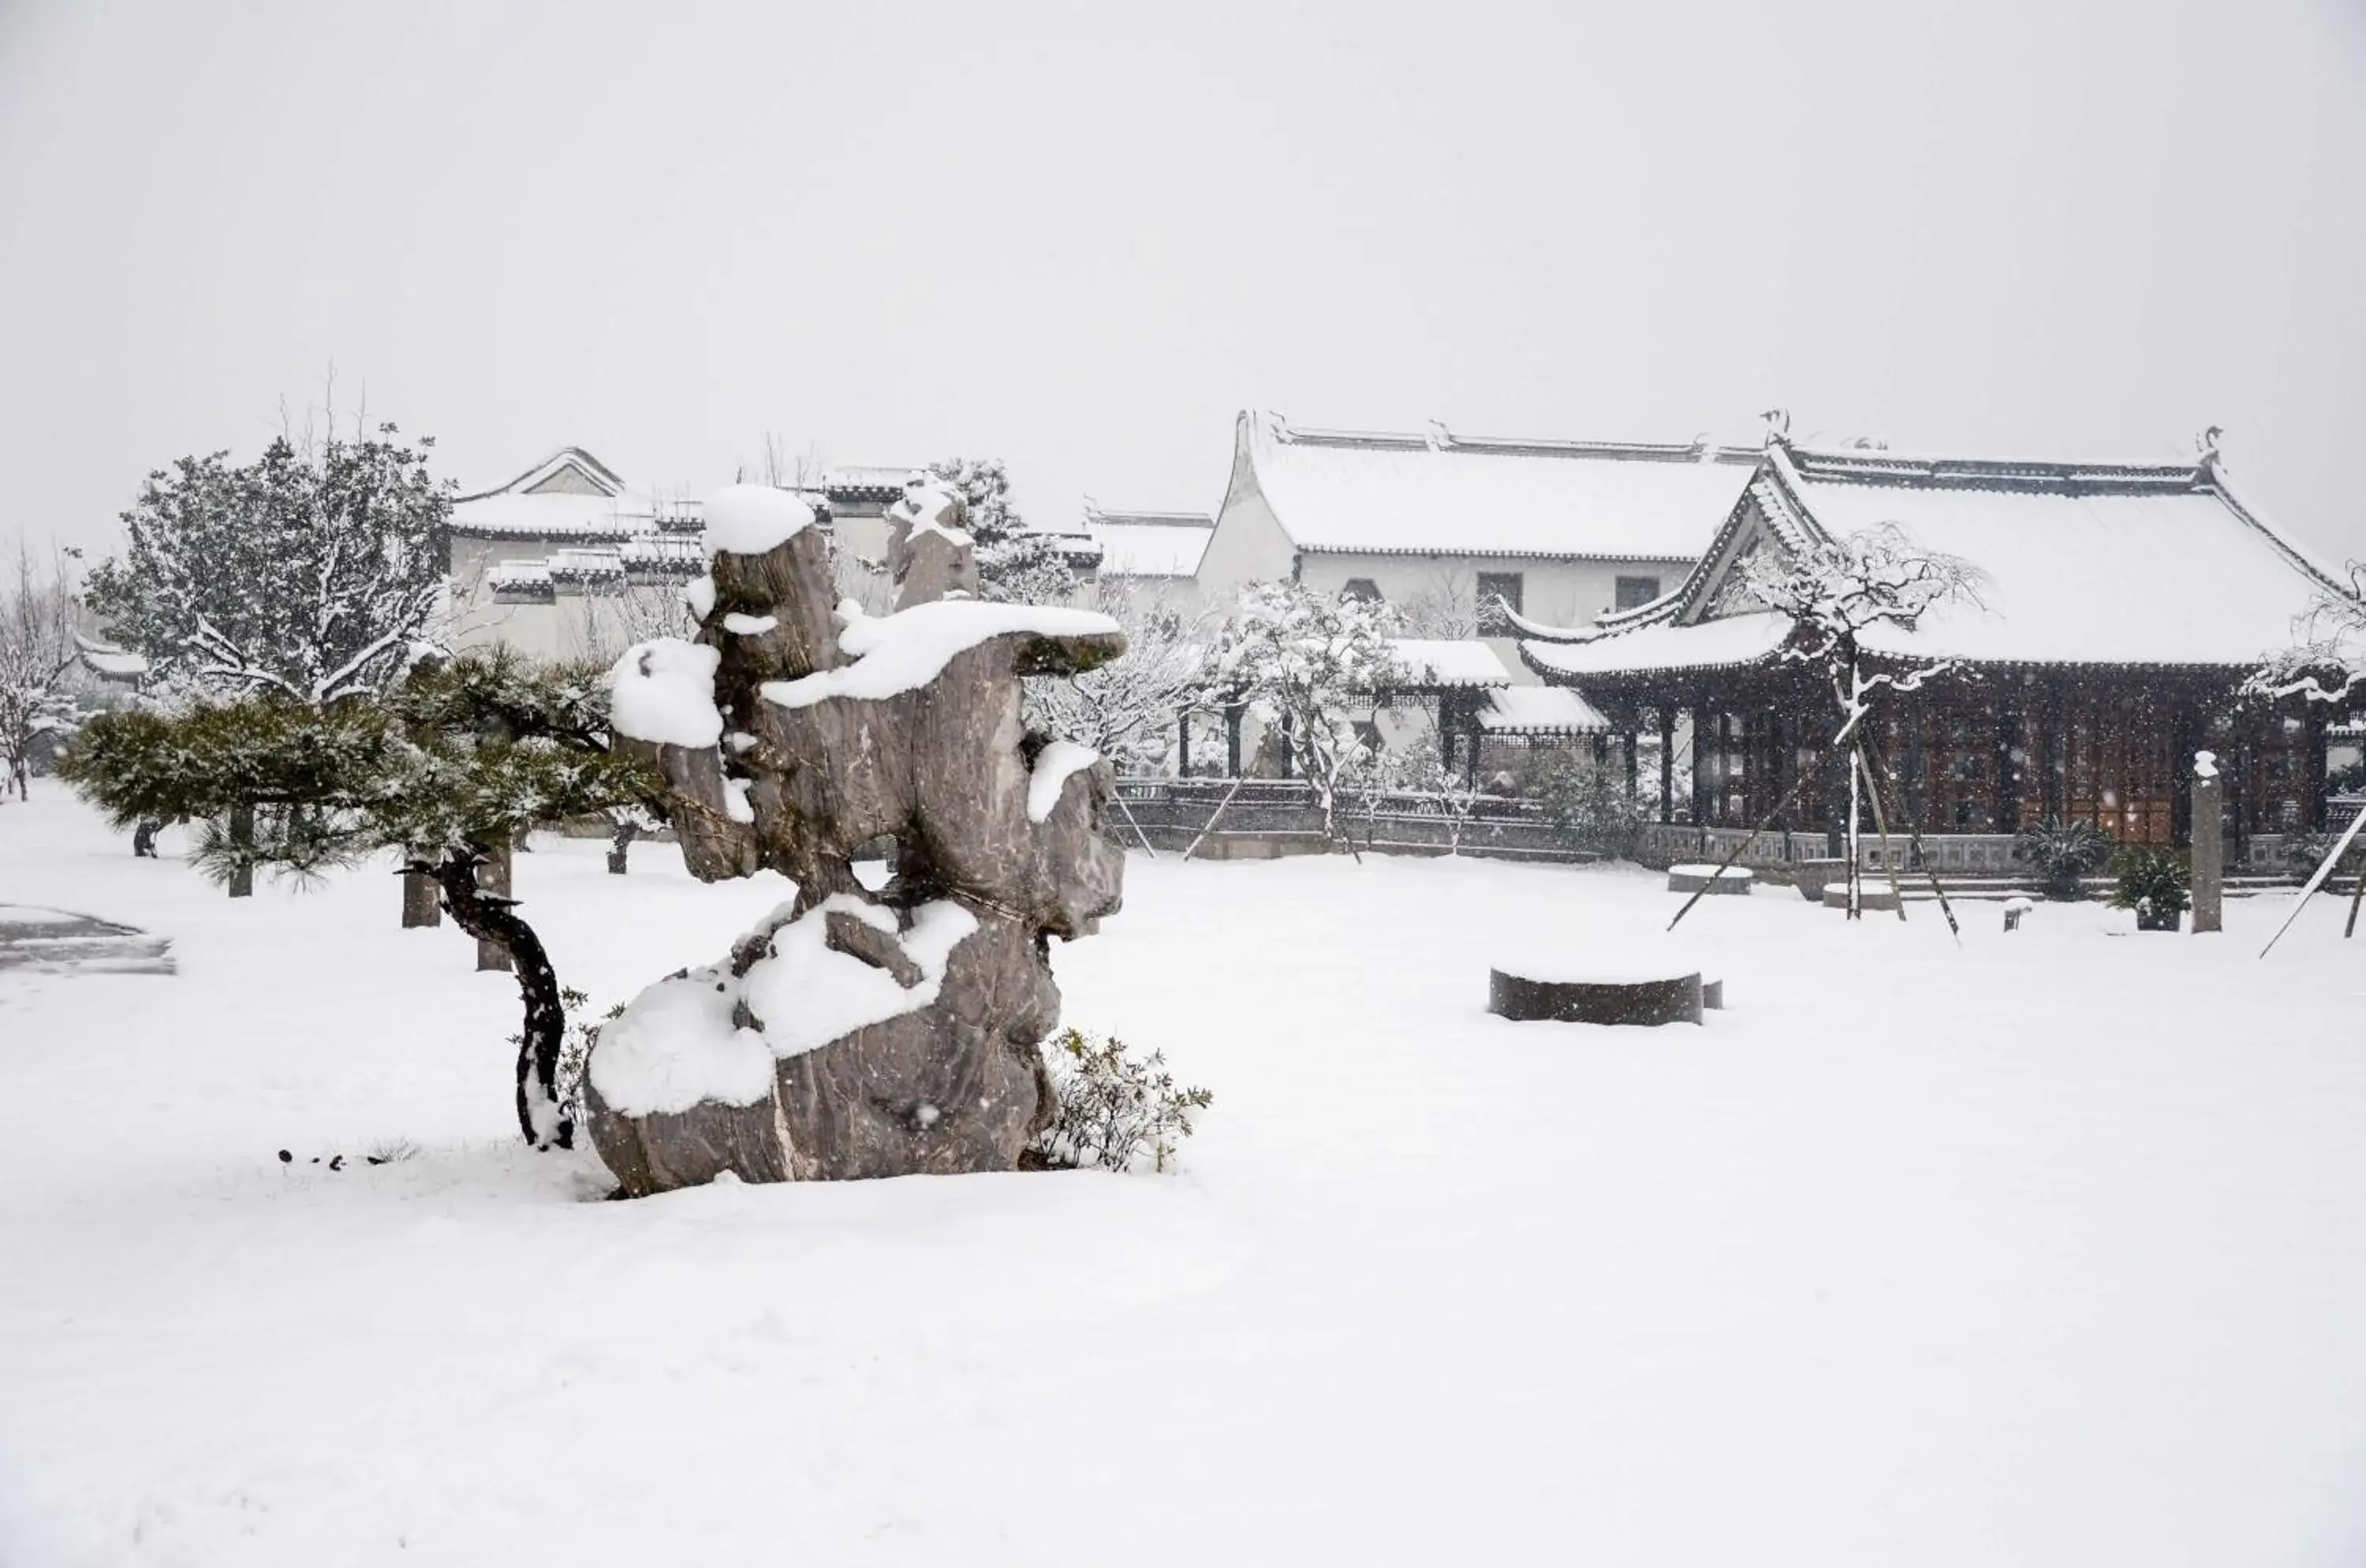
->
[4, 782, 2366, 1566]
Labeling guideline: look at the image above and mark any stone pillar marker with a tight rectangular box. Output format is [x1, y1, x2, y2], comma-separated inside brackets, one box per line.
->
[2192, 749, 2224, 935]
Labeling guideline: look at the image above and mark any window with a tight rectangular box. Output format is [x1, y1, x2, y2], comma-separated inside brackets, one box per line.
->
[1614, 575, 1661, 611]
[1342, 577, 1383, 604]
[1476, 572, 1524, 634]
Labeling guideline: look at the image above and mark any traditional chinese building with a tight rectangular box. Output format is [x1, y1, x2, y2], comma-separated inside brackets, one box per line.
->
[1519, 435, 2351, 869]
[1200, 411, 1757, 673]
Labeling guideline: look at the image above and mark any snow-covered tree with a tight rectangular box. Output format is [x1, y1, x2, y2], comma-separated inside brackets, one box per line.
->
[1737, 522, 1985, 917]
[1023, 577, 1206, 772]
[2249, 563, 2366, 708]
[59, 651, 661, 1148]
[1207, 581, 1408, 845]
[927, 457, 1076, 604]
[84, 421, 452, 704]
[0, 540, 84, 800]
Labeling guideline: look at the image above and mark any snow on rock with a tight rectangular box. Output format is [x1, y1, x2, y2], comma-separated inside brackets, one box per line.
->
[740, 896, 978, 1058]
[590, 896, 980, 1115]
[759, 599, 1121, 711]
[722, 777, 754, 823]
[892, 480, 974, 546]
[607, 638, 725, 748]
[684, 573, 717, 621]
[588, 964, 777, 1118]
[1028, 741, 1101, 823]
[703, 484, 816, 558]
[2195, 750, 2220, 780]
[722, 612, 778, 636]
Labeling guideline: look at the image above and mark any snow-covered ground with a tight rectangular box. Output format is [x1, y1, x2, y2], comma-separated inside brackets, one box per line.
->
[4, 782, 2365, 1566]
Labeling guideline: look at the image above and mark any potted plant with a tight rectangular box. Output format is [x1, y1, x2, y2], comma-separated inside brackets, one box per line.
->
[2013, 816, 2113, 901]
[2112, 847, 2191, 931]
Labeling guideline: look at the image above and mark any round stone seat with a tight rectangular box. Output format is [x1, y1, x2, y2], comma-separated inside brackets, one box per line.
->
[1667, 864, 1753, 896]
[1488, 959, 1705, 1028]
[1821, 881, 1901, 913]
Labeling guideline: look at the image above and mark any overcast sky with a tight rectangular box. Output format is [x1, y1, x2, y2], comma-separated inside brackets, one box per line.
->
[3, 0, 2362, 560]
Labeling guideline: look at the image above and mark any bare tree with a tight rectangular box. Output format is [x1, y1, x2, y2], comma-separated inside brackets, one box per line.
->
[0, 540, 84, 800]
[1398, 568, 1479, 639]
[1024, 577, 1207, 773]
[1734, 522, 1987, 919]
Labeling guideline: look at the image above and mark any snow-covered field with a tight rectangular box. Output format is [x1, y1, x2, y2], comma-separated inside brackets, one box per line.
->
[5, 783, 2366, 1566]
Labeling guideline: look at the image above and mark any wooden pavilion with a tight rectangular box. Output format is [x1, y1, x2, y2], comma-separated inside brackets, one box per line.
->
[1517, 436, 2353, 862]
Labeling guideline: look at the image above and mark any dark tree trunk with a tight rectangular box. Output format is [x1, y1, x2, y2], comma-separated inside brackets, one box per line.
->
[474, 839, 513, 972]
[424, 849, 572, 1149]
[606, 817, 638, 875]
[401, 866, 442, 928]
[227, 803, 256, 898]
[132, 819, 161, 858]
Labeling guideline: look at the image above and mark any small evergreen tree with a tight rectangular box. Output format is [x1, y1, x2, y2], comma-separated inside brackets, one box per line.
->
[59, 651, 659, 1148]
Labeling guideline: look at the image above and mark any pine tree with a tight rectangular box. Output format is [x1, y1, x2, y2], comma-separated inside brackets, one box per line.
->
[59, 651, 660, 1148]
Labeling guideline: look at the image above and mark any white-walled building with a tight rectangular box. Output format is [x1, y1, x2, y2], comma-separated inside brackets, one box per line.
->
[1200, 411, 1759, 681]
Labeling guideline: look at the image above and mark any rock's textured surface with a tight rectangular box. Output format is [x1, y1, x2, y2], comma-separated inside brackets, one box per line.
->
[591, 480, 1126, 1193]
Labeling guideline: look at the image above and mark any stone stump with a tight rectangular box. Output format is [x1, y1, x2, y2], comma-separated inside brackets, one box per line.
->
[2192, 751, 2224, 935]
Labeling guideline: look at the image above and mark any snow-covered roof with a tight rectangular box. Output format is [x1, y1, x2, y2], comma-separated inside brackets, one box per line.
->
[451, 447, 706, 541]
[1479, 685, 1608, 735]
[1523, 438, 2351, 678]
[1390, 638, 1513, 689]
[821, 465, 921, 502]
[1086, 506, 1214, 578]
[1235, 410, 1755, 562]
[618, 535, 706, 574]
[549, 548, 627, 584]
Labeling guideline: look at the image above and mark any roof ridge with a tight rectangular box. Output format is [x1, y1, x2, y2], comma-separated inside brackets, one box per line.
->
[1261, 411, 1752, 465]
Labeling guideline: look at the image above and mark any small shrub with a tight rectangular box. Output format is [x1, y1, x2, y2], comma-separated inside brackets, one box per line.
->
[2013, 817, 2113, 900]
[2284, 827, 2366, 890]
[2111, 847, 2191, 927]
[1031, 1027, 1212, 1174]
[1529, 750, 1644, 857]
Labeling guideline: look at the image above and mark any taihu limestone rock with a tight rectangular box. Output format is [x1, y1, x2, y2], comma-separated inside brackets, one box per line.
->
[588, 479, 1127, 1193]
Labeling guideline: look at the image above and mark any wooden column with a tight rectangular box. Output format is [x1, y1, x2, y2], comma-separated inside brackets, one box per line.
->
[1902, 696, 1926, 834]
[1691, 702, 1713, 826]
[2309, 706, 2331, 830]
[1624, 727, 1639, 805]
[2040, 682, 2064, 823]
[1658, 707, 1675, 825]
[1225, 704, 1243, 778]
[1177, 711, 1192, 778]
[1997, 705, 2023, 832]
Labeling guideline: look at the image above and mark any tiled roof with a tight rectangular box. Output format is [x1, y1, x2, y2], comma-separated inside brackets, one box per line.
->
[1522, 436, 2352, 677]
[1086, 506, 1215, 579]
[1390, 638, 1513, 689]
[1237, 410, 1752, 562]
[1479, 685, 1609, 735]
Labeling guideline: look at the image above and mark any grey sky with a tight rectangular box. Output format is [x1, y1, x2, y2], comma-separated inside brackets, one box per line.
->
[3, 0, 2361, 560]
